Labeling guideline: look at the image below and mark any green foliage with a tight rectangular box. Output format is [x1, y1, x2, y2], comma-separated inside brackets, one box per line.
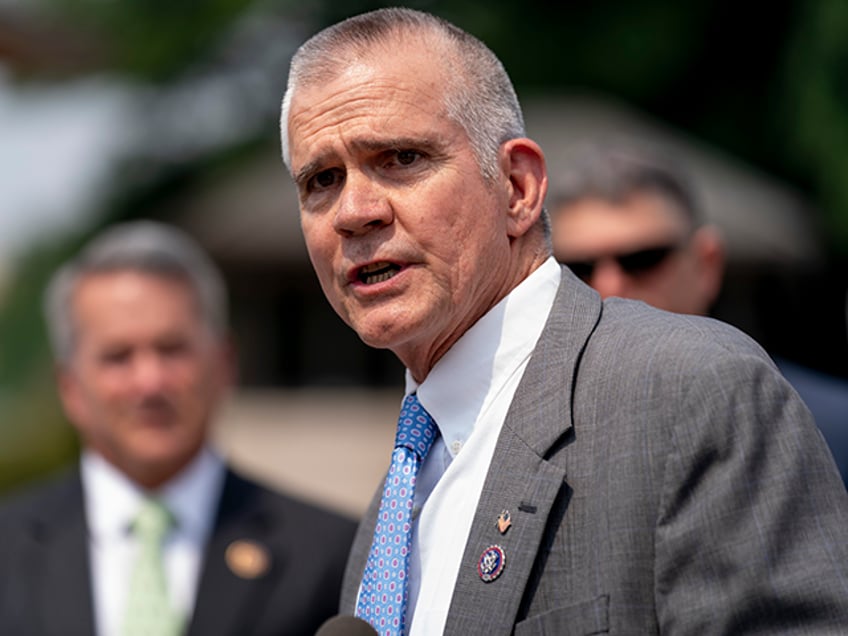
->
[0, 376, 78, 494]
[310, 0, 705, 98]
[779, 0, 848, 253]
[0, 241, 77, 388]
[0, 234, 87, 493]
[43, 0, 262, 80]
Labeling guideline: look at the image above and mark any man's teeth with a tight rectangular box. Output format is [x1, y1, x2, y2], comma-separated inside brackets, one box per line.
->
[365, 270, 397, 284]
[359, 263, 400, 284]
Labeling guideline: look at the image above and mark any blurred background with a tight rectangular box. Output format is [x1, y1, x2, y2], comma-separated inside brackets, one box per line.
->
[2, 0, 847, 517]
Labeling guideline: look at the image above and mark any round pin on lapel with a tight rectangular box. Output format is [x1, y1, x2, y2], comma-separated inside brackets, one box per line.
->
[225, 539, 271, 579]
[477, 545, 506, 583]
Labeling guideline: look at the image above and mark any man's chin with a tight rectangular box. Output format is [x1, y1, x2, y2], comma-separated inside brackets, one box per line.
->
[127, 429, 199, 460]
[347, 306, 428, 350]
[126, 446, 199, 488]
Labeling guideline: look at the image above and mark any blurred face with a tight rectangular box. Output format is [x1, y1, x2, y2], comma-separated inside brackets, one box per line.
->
[287, 43, 528, 380]
[552, 191, 721, 315]
[58, 270, 232, 489]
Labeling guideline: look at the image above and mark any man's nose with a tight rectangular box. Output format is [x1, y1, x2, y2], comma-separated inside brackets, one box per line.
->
[132, 352, 168, 394]
[590, 259, 630, 299]
[333, 172, 393, 237]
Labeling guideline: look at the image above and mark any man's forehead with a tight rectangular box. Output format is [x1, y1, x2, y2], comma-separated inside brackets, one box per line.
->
[289, 75, 453, 171]
[70, 269, 202, 318]
[554, 194, 692, 251]
[291, 32, 451, 113]
[293, 51, 444, 109]
[560, 192, 690, 226]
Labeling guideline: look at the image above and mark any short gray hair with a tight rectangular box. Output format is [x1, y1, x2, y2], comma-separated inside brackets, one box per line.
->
[44, 220, 228, 362]
[551, 144, 702, 227]
[280, 7, 525, 181]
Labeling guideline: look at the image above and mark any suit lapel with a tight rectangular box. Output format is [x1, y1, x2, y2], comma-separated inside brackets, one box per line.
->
[340, 488, 381, 613]
[341, 269, 603, 629]
[187, 471, 286, 636]
[32, 473, 97, 636]
[445, 433, 569, 634]
[445, 268, 602, 634]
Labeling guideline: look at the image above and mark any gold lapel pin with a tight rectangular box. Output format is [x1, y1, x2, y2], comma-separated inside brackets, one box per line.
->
[496, 509, 512, 535]
[225, 539, 271, 579]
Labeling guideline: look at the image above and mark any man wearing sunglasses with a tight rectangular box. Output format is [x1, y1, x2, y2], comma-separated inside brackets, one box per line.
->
[550, 144, 848, 488]
[550, 145, 724, 316]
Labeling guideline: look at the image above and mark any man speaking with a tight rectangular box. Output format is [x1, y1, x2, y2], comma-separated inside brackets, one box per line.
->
[280, 8, 848, 635]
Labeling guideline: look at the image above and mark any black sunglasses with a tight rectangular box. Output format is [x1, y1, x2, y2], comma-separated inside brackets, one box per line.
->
[562, 244, 679, 281]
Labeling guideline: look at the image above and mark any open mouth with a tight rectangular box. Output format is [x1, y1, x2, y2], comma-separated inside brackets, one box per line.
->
[358, 261, 402, 285]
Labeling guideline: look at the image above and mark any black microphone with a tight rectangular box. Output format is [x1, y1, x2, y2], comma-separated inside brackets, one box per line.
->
[315, 615, 378, 636]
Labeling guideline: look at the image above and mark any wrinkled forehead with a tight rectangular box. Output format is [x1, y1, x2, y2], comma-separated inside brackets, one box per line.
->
[288, 28, 458, 130]
[287, 47, 456, 159]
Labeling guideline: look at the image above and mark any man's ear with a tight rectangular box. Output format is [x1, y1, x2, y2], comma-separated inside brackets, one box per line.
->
[56, 365, 87, 434]
[216, 333, 239, 393]
[501, 138, 548, 238]
[692, 225, 726, 308]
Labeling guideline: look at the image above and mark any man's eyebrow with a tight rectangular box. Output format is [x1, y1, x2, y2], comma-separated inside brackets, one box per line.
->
[293, 136, 444, 186]
[351, 136, 442, 154]
[294, 158, 326, 188]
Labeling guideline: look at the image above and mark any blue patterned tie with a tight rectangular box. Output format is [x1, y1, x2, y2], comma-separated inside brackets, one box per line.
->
[356, 393, 438, 636]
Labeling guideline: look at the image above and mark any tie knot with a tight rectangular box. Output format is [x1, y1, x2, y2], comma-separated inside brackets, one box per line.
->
[132, 497, 173, 541]
[395, 393, 438, 459]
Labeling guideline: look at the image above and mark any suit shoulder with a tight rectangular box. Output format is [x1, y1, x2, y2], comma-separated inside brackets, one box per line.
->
[222, 470, 357, 538]
[0, 468, 79, 526]
[594, 297, 771, 364]
[263, 485, 358, 535]
[579, 298, 799, 436]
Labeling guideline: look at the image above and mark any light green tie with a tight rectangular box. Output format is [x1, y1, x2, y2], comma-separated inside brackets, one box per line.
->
[123, 497, 184, 636]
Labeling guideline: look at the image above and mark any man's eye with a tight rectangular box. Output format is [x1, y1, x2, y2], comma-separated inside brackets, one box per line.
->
[396, 150, 419, 165]
[158, 340, 189, 358]
[100, 349, 130, 365]
[308, 169, 342, 191]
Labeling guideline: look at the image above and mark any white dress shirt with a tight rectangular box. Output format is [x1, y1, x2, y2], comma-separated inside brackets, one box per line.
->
[404, 257, 561, 636]
[81, 447, 226, 636]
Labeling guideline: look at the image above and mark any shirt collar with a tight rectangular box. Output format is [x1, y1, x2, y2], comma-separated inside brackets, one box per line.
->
[81, 446, 226, 542]
[407, 257, 561, 456]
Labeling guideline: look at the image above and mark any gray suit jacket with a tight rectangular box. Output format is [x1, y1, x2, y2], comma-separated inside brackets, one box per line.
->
[0, 467, 356, 636]
[341, 268, 848, 634]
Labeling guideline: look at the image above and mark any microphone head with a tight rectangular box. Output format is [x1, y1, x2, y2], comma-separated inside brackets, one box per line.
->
[315, 615, 378, 636]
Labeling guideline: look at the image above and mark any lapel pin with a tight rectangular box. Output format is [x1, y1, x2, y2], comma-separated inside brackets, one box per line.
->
[477, 545, 506, 583]
[225, 539, 271, 580]
[496, 509, 512, 534]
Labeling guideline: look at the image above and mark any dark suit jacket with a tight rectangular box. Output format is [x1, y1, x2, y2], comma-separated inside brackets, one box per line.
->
[341, 267, 848, 634]
[776, 356, 848, 488]
[0, 466, 357, 636]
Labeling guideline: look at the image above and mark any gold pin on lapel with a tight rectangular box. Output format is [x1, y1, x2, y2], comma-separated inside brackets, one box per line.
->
[496, 510, 512, 535]
[225, 539, 271, 579]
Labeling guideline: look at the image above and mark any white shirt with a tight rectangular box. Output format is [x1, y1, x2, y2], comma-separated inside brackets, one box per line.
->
[81, 447, 226, 636]
[405, 257, 561, 636]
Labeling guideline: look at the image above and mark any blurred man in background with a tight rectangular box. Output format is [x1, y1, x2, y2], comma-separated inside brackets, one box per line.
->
[550, 144, 848, 486]
[0, 221, 355, 636]
[550, 145, 724, 316]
